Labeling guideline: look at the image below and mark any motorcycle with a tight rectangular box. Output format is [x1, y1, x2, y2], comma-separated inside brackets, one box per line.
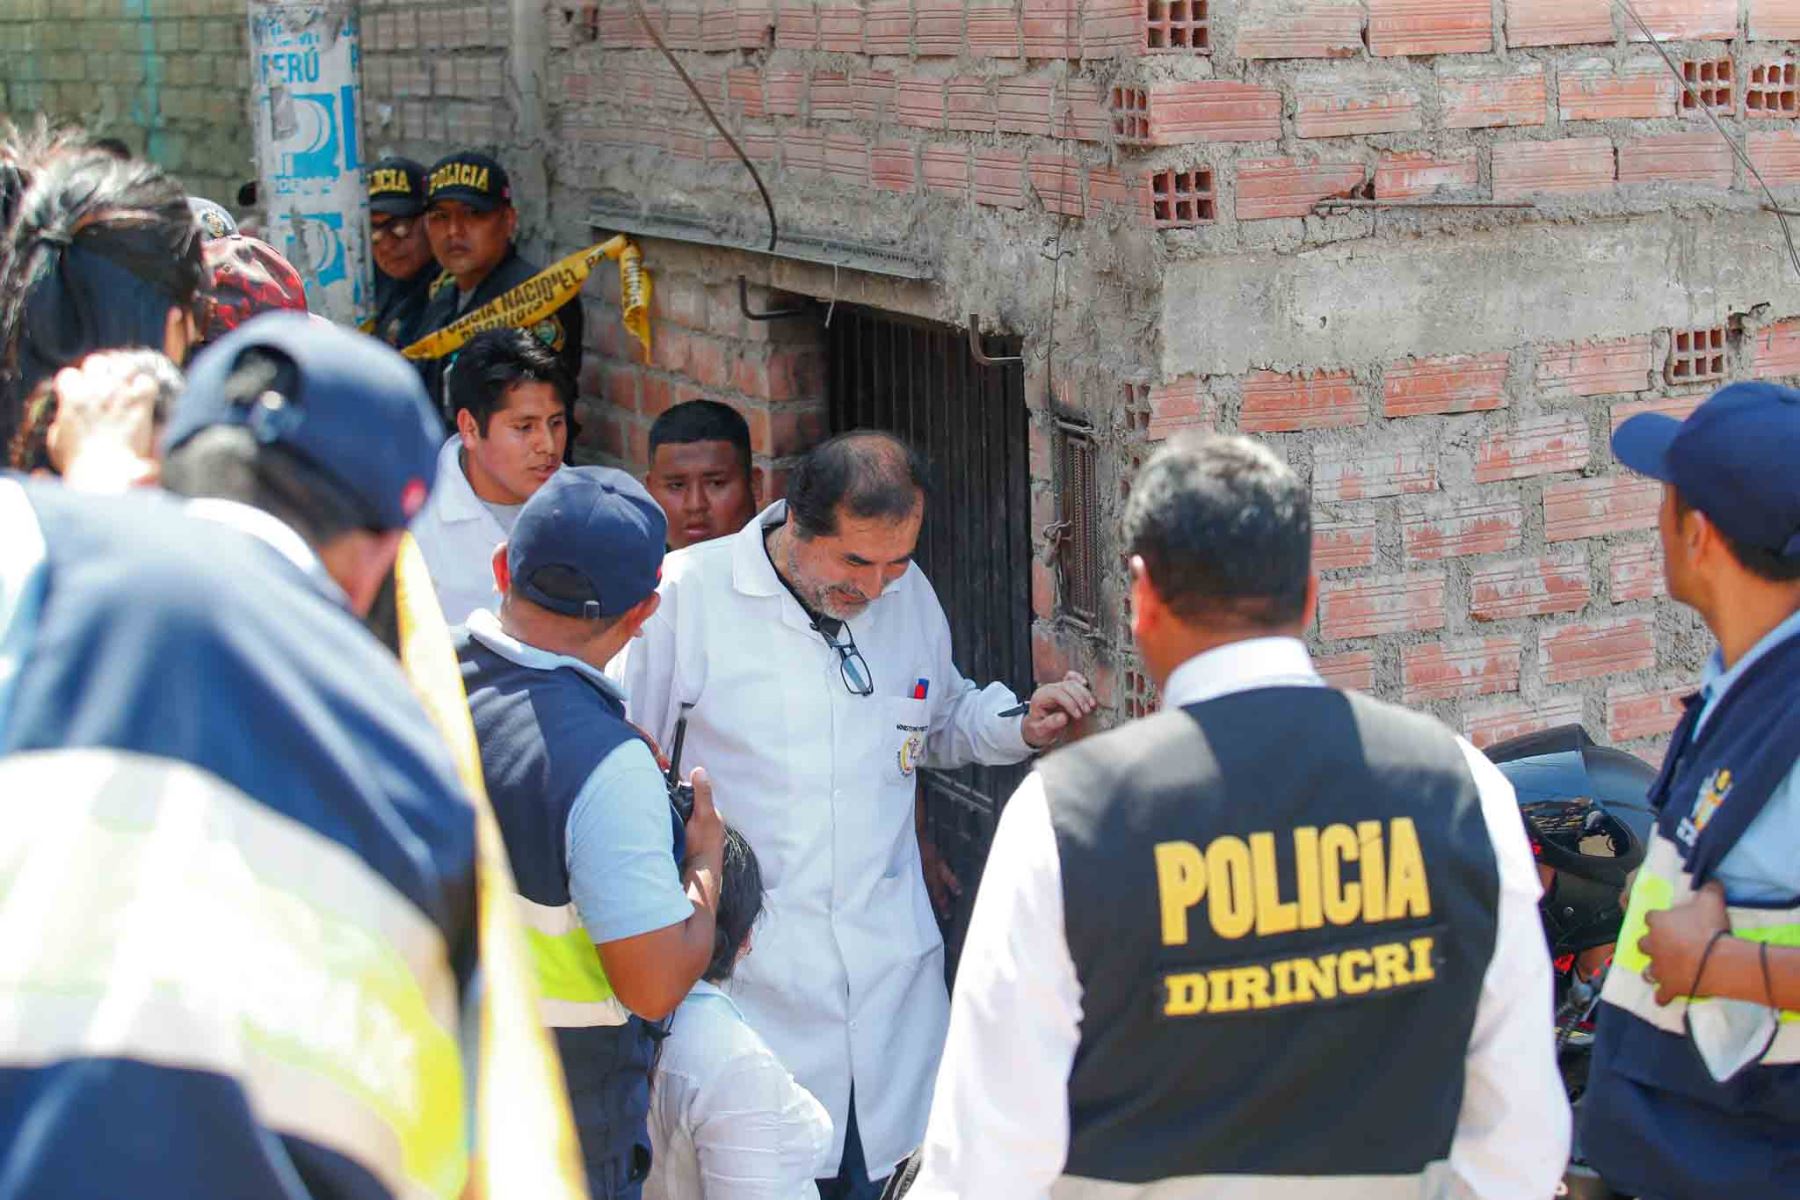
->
[1485, 725, 1657, 1200]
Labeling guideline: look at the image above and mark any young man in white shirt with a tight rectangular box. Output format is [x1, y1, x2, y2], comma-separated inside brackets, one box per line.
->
[910, 433, 1569, 1200]
[411, 327, 570, 624]
[648, 825, 833, 1200]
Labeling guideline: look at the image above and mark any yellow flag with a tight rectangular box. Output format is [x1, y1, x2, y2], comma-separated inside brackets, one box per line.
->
[391, 535, 591, 1200]
[402, 234, 652, 363]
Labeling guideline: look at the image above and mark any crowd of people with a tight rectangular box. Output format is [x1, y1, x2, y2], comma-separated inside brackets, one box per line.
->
[0, 121, 1797, 1200]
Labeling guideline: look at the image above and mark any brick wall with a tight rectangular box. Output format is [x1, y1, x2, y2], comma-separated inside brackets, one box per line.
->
[0, 0, 253, 206]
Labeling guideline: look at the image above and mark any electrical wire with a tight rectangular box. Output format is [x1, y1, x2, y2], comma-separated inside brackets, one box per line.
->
[1614, 0, 1800, 283]
[625, 0, 780, 253]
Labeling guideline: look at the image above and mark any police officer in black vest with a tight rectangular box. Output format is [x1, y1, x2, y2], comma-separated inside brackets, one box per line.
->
[909, 433, 1569, 1200]
[1581, 382, 1800, 1200]
[366, 155, 439, 351]
[414, 151, 584, 427]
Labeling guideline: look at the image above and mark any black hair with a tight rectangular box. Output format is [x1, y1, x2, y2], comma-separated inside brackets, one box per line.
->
[88, 137, 132, 159]
[160, 349, 371, 547]
[1123, 432, 1312, 629]
[0, 142, 207, 450]
[1672, 489, 1800, 584]
[786, 430, 929, 539]
[447, 326, 574, 436]
[705, 825, 766, 984]
[648, 399, 753, 478]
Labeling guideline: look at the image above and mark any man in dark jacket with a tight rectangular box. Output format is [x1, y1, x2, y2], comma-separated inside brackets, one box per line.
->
[367, 155, 440, 351]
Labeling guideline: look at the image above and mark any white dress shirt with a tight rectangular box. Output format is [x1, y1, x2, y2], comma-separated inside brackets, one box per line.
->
[615, 502, 1034, 1176]
[646, 981, 834, 1200]
[910, 636, 1571, 1200]
[409, 436, 506, 626]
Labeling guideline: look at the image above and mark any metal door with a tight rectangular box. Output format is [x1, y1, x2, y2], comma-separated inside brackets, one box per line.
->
[825, 305, 1033, 974]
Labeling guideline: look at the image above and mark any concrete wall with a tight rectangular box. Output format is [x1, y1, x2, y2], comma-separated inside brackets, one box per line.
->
[0, 0, 255, 207]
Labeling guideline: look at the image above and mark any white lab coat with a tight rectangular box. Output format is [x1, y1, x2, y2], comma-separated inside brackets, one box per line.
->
[616, 502, 1034, 1177]
[408, 436, 507, 626]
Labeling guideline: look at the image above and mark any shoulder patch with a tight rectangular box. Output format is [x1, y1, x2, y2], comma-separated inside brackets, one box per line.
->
[531, 316, 566, 353]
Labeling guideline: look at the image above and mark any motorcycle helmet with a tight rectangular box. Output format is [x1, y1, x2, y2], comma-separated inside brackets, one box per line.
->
[1485, 725, 1656, 956]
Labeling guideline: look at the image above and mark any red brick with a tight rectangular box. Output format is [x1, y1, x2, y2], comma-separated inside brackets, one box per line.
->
[1374, 149, 1479, 199]
[686, 334, 735, 390]
[1610, 395, 1702, 431]
[1492, 137, 1615, 201]
[727, 67, 765, 118]
[1753, 317, 1800, 379]
[870, 143, 917, 192]
[819, 3, 863, 49]
[1383, 351, 1509, 415]
[1441, 66, 1547, 129]
[1238, 369, 1367, 432]
[1560, 61, 1678, 122]
[1752, 0, 1800, 39]
[1058, 81, 1112, 141]
[1540, 615, 1657, 684]
[1315, 649, 1376, 692]
[1313, 442, 1438, 502]
[1468, 694, 1585, 749]
[767, 348, 826, 403]
[1145, 378, 1210, 439]
[1295, 82, 1424, 138]
[810, 71, 855, 120]
[897, 76, 946, 128]
[1237, 157, 1367, 220]
[1320, 571, 1448, 640]
[1610, 539, 1666, 603]
[1022, 3, 1075, 57]
[600, 362, 640, 413]
[973, 148, 1027, 208]
[1086, 165, 1135, 212]
[1314, 517, 1379, 571]
[968, 5, 1022, 55]
[1748, 130, 1800, 184]
[1618, 133, 1734, 187]
[1474, 413, 1591, 483]
[864, 0, 910, 52]
[1402, 636, 1524, 703]
[1470, 552, 1592, 620]
[1545, 475, 1662, 541]
[1147, 81, 1283, 144]
[855, 72, 896, 121]
[998, 76, 1058, 135]
[1536, 335, 1653, 397]
[1623, 0, 1737, 42]
[775, 0, 819, 49]
[783, 129, 825, 175]
[1236, 0, 1364, 59]
[1367, 0, 1491, 55]
[914, 0, 965, 54]
[1032, 558, 1057, 620]
[1402, 494, 1525, 561]
[1030, 152, 1086, 217]
[763, 69, 806, 116]
[823, 133, 869, 187]
[946, 76, 996, 132]
[1608, 681, 1689, 742]
[1504, 0, 1611, 45]
[1077, 2, 1145, 55]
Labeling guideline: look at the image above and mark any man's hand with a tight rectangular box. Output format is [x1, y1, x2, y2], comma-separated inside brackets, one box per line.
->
[920, 833, 961, 919]
[1021, 671, 1098, 749]
[1641, 880, 1730, 1005]
[46, 357, 163, 491]
[683, 766, 725, 868]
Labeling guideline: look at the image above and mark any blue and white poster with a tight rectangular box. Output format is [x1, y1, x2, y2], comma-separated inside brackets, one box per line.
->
[248, 3, 368, 325]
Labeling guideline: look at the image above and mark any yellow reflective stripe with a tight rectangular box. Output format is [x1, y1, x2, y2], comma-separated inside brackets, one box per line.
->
[0, 749, 466, 1200]
[1612, 837, 1682, 975]
[519, 904, 631, 1026]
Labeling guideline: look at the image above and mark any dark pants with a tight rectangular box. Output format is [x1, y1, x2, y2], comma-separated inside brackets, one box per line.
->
[558, 1019, 655, 1200]
[816, 1089, 889, 1200]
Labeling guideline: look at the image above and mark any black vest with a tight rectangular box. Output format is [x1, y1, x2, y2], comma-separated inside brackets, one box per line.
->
[1041, 686, 1499, 1185]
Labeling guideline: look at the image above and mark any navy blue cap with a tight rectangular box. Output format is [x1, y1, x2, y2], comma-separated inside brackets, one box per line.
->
[508, 467, 667, 618]
[164, 312, 441, 530]
[1612, 380, 1800, 560]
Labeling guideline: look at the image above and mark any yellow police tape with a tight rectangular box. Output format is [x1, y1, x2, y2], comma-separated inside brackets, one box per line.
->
[392, 534, 591, 1200]
[401, 234, 652, 363]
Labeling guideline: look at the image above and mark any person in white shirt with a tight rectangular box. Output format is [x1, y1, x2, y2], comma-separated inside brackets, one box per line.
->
[410, 327, 569, 625]
[617, 431, 1096, 1200]
[648, 825, 833, 1200]
[910, 433, 1570, 1200]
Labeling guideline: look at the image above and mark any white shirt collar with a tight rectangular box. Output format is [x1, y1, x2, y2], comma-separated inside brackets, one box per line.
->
[463, 607, 630, 704]
[429, 435, 491, 526]
[183, 497, 349, 608]
[1160, 636, 1323, 710]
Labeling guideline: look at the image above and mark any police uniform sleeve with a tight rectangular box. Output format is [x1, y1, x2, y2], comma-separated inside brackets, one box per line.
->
[910, 773, 1082, 1200]
[1447, 737, 1573, 1200]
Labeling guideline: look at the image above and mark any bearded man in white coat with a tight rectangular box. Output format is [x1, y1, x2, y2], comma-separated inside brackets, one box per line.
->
[616, 431, 1094, 1200]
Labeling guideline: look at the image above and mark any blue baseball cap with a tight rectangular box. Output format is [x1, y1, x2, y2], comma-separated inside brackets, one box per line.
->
[164, 312, 441, 530]
[1612, 381, 1800, 560]
[508, 467, 668, 618]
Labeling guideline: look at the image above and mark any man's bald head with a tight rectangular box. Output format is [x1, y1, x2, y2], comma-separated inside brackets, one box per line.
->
[787, 430, 930, 539]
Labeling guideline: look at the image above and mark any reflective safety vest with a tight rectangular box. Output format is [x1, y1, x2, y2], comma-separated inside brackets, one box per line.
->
[0, 480, 476, 1200]
[1583, 628, 1800, 1200]
[456, 628, 663, 1193]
